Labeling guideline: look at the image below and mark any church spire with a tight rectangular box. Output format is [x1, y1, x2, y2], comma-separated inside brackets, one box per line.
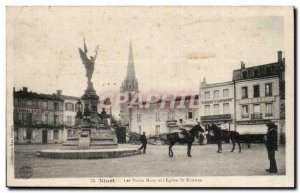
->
[126, 40, 136, 79]
[122, 41, 138, 92]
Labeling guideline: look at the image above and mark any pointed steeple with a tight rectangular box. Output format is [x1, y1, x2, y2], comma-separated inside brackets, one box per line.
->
[122, 41, 139, 92]
[126, 40, 136, 79]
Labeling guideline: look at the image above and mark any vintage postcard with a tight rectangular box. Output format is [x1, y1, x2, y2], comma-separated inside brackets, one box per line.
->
[6, 6, 294, 187]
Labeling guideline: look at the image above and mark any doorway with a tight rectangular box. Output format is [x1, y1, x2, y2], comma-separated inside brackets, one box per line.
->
[42, 130, 48, 144]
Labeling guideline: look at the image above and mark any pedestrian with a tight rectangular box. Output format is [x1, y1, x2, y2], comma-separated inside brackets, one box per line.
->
[139, 132, 147, 154]
[265, 121, 278, 173]
[211, 123, 222, 153]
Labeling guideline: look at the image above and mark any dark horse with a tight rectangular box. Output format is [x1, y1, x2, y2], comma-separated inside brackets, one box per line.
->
[167, 124, 204, 157]
[223, 130, 242, 152]
[209, 125, 241, 152]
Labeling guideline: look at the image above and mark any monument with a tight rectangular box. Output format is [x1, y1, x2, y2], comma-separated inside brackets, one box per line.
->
[36, 39, 140, 158]
[63, 39, 117, 149]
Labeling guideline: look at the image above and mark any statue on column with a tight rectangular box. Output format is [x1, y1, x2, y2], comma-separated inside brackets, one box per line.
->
[78, 38, 99, 88]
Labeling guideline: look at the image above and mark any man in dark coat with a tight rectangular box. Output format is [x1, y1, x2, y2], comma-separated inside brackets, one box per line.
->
[211, 123, 222, 153]
[266, 122, 278, 173]
[139, 132, 147, 154]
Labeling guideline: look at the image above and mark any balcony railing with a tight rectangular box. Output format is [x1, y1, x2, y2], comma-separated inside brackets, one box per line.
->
[265, 113, 273, 117]
[241, 114, 249, 118]
[201, 114, 231, 121]
[251, 113, 262, 120]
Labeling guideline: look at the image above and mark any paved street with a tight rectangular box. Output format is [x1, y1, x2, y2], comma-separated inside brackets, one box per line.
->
[14, 143, 285, 178]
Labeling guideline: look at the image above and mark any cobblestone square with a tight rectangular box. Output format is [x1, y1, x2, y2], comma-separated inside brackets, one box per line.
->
[14, 143, 285, 178]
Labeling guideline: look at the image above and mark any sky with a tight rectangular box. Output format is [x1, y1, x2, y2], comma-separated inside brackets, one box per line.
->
[7, 7, 284, 98]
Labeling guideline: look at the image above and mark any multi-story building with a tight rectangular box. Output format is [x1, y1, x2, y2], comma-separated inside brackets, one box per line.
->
[120, 41, 139, 129]
[199, 79, 235, 130]
[13, 87, 64, 144]
[233, 51, 285, 136]
[13, 88, 82, 144]
[130, 95, 199, 136]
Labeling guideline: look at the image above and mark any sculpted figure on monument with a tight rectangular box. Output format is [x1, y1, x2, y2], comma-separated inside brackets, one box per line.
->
[78, 38, 98, 86]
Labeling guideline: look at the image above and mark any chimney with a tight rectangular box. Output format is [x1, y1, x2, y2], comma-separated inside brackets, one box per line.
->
[200, 77, 207, 88]
[241, 61, 245, 69]
[56, 90, 62, 96]
[13, 87, 15, 92]
[22, 87, 28, 92]
[278, 51, 283, 62]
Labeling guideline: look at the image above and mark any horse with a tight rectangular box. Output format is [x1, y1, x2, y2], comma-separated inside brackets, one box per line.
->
[208, 125, 241, 153]
[221, 130, 241, 152]
[167, 124, 204, 157]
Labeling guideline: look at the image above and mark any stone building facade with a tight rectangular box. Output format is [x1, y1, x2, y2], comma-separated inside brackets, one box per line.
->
[233, 51, 285, 136]
[199, 80, 235, 130]
[130, 95, 199, 137]
[13, 88, 82, 144]
[13, 87, 64, 144]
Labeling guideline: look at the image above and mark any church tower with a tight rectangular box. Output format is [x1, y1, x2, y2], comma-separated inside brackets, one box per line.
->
[120, 41, 139, 128]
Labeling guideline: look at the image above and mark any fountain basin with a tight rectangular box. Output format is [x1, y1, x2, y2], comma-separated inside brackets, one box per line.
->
[36, 148, 141, 159]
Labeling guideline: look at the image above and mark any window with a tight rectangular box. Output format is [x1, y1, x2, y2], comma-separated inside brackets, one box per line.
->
[26, 99, 32, 107]
[65, 103, 74, 111]
[265, 83, 272, 96]
[213, 104, 219, 115]
[253, 85, 260, 98]
[53, 130, 59, 140]
[54, 102, 59, 111]
[213, 90, 219, 99]
[42, 101, 48, 109]
[223, 89, 229, 98]
[254, 68, 259, 77]
[242, 87, 248, 99]
[205, 105, 210, 115]
[188, 111, 193, 119]
[265, 103, 273, 117]
[66, 115, 72, 125]
[67, 129, 72, 137]
[242, 71, 247, 79]
[266, 66, 272, 76]
[44, 114, 48, 124]
[223, 103, 229, 114]
[168, 109, 175, 120]
[155, 125, 160, 136]
[253, 104, 261, 113]
[54, 115, 59, 125]
[26, 128, 32, 140]
[241, 105, 249, 118]
[205, 91, 210, 99]
[137, 114, 141, 122]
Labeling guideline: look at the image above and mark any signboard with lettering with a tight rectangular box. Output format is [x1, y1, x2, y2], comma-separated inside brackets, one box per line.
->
[239, 96, 276, 105]
[14, 107, 42, 114]
[201, 98, 233, 104]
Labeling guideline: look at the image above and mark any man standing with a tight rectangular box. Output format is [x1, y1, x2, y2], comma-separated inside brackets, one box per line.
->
[139, 132, 147, 154]
[212, 123, 222, 153]
[266, 122, 278, 173]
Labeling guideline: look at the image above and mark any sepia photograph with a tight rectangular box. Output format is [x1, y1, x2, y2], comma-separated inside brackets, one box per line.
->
[6, 6, 295, 188]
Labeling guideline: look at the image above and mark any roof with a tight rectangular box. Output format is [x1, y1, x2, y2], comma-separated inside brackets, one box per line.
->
[232, 61, 284, 81]
[61, 95, 80, 101]
[14, 90, 64, 101]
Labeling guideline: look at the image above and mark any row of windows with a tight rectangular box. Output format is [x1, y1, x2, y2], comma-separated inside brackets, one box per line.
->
[241, 83, 272, 99]
[204, 103, 230, 115]
[14, 98, 63, 111]
[204, 89, 229, 100]
[15, 111, 62, 126]
[241, 103, 273, 118]
[136, 110, 194, 123]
